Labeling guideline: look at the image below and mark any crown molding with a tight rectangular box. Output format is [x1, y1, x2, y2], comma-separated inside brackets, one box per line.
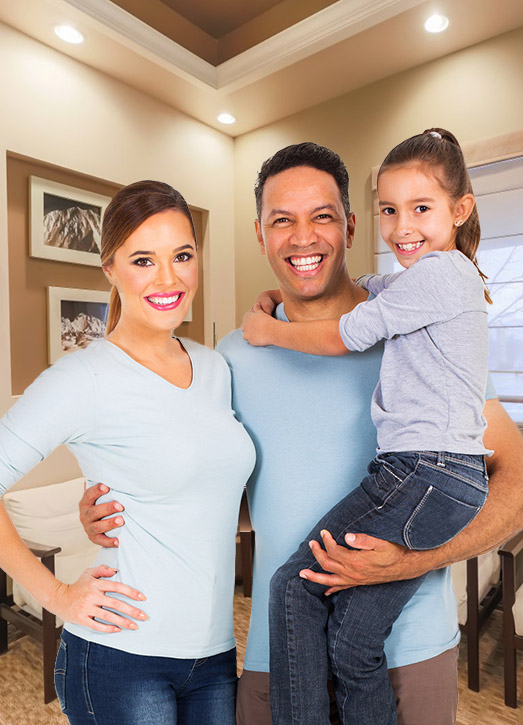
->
[217, 0, 426, 89]
[64, 0, 217, 88]
[64, 0, 426, 92]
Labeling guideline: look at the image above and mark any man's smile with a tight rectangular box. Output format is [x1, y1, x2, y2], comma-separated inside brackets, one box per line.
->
[287, 254, 324, 273]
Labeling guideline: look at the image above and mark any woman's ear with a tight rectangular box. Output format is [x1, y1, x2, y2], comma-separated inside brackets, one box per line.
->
[102, 264, 115, 285]
[454, 193, 475, 225]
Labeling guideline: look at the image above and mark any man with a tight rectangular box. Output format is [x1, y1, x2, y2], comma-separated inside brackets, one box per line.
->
[80, 143, 523, 724]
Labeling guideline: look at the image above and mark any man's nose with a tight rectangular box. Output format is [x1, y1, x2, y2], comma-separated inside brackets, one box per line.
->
[291, 219, 318, 246]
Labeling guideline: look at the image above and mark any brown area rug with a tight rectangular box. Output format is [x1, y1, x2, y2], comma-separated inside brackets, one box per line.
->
[0, 597, 521, 724]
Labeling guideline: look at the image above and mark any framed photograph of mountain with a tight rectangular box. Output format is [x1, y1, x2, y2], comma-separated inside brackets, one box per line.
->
[30, 177, 110, 267]
[48, 286, 110, 364]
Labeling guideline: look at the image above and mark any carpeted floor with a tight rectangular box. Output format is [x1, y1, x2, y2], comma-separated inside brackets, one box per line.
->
[0, 594, 521, 725]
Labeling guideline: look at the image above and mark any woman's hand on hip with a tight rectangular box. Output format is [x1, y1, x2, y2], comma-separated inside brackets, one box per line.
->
[51, 565, 148, 632]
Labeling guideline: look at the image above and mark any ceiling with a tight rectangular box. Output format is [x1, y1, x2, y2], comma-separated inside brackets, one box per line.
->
[0, 0, 522, 137]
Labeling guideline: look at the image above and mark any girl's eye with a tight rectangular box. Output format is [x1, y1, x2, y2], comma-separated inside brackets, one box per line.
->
[133, 257, 153, 267]
[175, 252, 193, 263]
[381, 207, 396, 216]
[415, 205, 429, 213]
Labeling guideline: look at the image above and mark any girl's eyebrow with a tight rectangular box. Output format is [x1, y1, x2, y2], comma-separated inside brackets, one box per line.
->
[128, 243, 194, 258]
[379, 197, 434, 206]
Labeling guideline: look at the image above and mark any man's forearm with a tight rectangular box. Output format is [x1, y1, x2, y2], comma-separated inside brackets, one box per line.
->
[403, 401, 523, 576]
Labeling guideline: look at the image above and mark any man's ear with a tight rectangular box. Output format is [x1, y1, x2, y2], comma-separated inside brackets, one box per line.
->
[455, 193, 475, 224]
[255, 219, 266, 256]
[346, 213, 356, 250]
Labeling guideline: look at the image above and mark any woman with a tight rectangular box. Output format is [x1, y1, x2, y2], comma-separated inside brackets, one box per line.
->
[0, 181, 255, 723]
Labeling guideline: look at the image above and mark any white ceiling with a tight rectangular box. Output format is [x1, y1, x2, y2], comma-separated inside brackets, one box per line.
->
[0, 0, 522, 137]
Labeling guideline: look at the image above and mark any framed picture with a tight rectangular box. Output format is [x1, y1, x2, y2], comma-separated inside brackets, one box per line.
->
[47, 287, 110, 364]
[30, 177, 111, 267]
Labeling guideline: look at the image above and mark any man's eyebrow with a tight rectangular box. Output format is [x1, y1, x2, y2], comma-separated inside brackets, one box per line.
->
[267, 204, 337, 217]
[128, 243, 194, 258]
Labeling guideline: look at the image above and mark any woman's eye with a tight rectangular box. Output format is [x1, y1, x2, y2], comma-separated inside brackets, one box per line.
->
[133, 257, 153, 267]
[175, 252, 192, 263]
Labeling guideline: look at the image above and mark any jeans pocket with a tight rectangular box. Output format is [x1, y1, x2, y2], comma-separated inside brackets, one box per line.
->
[54, 637, 67, 712]
[403, 484, 485, 550]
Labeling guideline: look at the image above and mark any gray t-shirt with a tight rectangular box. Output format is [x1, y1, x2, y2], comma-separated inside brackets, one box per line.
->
[340, 250, 489, 455]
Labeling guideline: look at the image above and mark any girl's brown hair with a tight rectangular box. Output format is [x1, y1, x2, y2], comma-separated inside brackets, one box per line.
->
[101, 180, 196, 333]
[377, 128, 491, 303]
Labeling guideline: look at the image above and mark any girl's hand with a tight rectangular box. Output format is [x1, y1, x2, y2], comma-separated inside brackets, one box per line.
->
[242, 307, 276, 346]
[250, 289, 282, 314]
[50, 565, 148, 633]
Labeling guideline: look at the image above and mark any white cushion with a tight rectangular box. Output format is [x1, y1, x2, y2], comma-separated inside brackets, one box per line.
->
[514, 584, 523, 636]
[451, 549, 500, 626]
[3, 478, 99, 621]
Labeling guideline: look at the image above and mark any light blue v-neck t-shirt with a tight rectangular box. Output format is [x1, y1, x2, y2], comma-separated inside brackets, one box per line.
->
[0, 338, 255, 658]
[218, 304, 496, 673]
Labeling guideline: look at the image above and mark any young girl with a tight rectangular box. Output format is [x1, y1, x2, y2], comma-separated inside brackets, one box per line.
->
[242, 129, 492, 725]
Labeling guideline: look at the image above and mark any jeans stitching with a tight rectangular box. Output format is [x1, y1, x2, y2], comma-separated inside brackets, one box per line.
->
[82, 640, 96, 719]
[403, 485, 433, 548]
[417, 460, 488, 491]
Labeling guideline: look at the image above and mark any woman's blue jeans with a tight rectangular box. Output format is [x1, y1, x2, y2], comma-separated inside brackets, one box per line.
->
[55, 630, 237, 724]
[269, 451, 488, 725]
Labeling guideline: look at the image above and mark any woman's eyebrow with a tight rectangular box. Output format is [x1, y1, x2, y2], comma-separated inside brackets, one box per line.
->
[128, 243, 194, 258]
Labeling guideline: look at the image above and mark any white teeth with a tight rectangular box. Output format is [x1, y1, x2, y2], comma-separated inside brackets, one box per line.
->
[147, 294, 181, 305]
[397, 241, 423, 252]
[289, 255, 322, 271]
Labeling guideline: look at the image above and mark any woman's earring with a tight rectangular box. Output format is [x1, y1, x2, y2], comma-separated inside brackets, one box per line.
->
[455, 219, 464, 227]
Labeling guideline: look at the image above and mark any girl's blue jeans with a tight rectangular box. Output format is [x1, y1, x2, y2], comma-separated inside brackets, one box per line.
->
[55, 630, 237, 724]
[269, 451, 488, 725]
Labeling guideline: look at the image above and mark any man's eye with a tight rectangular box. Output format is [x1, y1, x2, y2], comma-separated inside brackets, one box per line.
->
[133, 257, 152, 267]
[315, 214, 332, 221]
[273, 217, 291, 225]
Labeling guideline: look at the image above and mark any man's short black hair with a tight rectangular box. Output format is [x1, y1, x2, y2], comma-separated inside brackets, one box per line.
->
[254, 142, 350, 219]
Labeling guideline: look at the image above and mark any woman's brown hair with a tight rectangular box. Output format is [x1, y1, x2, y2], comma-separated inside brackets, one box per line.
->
[101, 180, 196, 333]
[377, 128, 491, 303]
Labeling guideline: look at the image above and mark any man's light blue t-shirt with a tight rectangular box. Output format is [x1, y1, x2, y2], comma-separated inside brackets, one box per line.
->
[219, 303, 496, 673]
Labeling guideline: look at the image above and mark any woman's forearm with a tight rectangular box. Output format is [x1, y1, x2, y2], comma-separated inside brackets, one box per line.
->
[0, 502, 62, 610]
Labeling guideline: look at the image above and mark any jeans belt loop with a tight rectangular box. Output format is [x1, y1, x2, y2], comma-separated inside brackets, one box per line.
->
[437, 451, 446, 467]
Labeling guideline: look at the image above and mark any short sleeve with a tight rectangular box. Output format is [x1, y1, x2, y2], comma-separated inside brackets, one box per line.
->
[0, 354, 94, 495]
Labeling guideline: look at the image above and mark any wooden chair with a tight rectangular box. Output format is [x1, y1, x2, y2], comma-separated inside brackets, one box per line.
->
[499, 530, 523, 708]
[0, 478, 99, 703]
[238, 488, 254, 597]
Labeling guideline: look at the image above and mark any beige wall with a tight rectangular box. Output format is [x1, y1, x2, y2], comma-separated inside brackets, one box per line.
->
[0, 22, 235, 489]
[233, 26, 523, 324]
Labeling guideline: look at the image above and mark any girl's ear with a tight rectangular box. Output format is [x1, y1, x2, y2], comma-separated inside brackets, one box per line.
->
[454, 193, 475, 225]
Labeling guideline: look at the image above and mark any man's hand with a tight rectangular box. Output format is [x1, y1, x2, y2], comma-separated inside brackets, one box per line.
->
[79, 483, 125, 548]
[300, 530, 424, 595]
[242, 307, 278, 346]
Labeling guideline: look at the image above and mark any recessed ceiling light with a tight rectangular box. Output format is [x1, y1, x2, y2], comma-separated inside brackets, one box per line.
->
[54, 25, 84, 44]
[424, 14, 449, 33]
[217, 113, 236, 125]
